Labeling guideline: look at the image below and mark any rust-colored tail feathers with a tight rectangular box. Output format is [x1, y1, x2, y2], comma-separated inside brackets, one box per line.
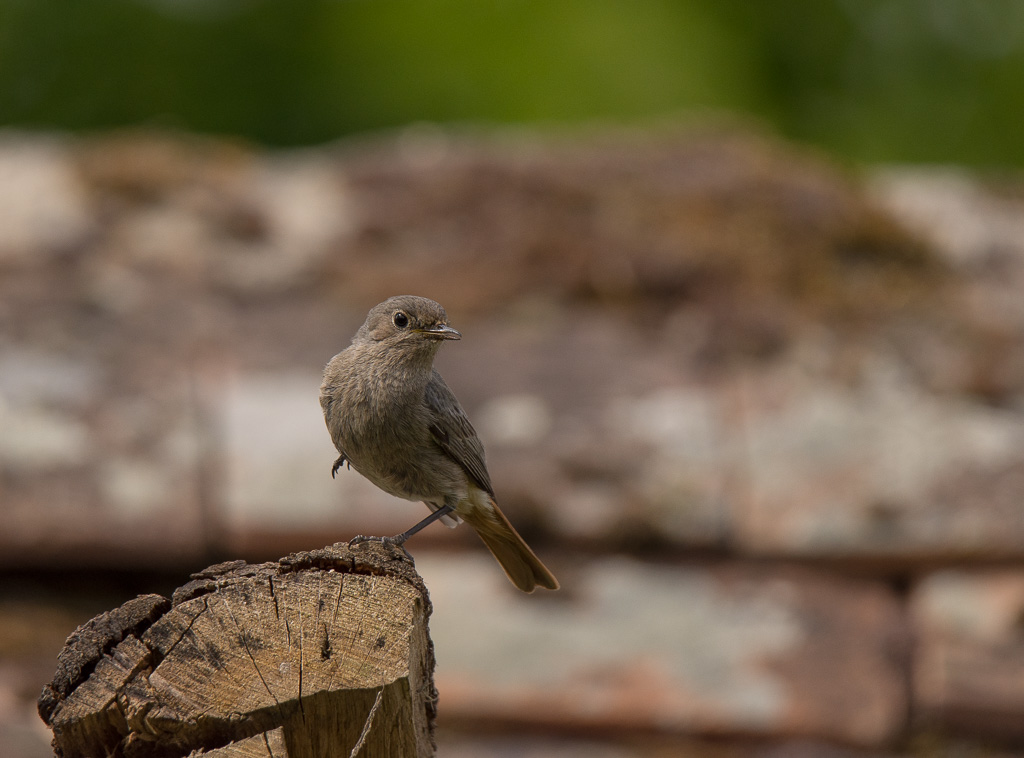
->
[462, 500, 559, 592]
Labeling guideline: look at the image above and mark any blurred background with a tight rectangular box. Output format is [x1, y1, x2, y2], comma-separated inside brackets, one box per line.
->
[4, 1, 1024, 756]
[3, 0, 1024, 164]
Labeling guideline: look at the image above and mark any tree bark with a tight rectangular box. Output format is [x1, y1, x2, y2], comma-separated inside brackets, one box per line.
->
[39, 542, 437, 758]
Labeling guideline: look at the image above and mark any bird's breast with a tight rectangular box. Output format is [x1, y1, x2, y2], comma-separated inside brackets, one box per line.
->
[326, 379, 462, 502]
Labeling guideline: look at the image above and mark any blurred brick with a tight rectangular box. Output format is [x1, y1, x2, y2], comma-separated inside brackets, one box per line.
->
[0, 136, 92, 263]
[870, 169, 1024, 401]
[439, 735, 908, 758]
[438, 734, 656, 758]
[208, 154, 356, 295]
[418, 553, 906, 746]
[0, 347, 208, 568]
[870, 168, 1024, 272]
[911, 570, 1024, 738]
[734, 362, 1024, 562]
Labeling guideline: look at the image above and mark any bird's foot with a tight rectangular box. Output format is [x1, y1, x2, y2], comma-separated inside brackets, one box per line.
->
[348, 534, 412, 559]
[348, 533, 379, 547]
[331, 454, 349, 479]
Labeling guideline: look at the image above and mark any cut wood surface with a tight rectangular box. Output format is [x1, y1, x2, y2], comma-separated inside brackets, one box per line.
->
[189, 727, 287, 757]
[38, 542, 437, 758]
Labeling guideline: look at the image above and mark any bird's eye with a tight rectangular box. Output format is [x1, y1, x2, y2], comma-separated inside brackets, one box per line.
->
[393, 311, 409, 328]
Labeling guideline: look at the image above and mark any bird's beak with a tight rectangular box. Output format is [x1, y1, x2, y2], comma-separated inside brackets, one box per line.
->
[418, 324, 462, 340]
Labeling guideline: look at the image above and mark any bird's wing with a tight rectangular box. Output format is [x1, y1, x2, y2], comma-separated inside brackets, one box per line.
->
[424, 370, 494, 496]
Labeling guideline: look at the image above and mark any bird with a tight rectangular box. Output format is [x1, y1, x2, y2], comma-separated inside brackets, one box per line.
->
[319, 295, 559, 592]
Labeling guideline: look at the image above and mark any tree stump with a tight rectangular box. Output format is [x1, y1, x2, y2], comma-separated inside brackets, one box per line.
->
[38, 542, 437, 758]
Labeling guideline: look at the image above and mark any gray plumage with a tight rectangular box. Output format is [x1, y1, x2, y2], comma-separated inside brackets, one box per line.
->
[320, 295, 558, 592]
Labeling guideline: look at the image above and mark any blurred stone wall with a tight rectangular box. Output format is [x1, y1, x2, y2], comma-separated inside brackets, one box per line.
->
[2, 127, 1024, 756]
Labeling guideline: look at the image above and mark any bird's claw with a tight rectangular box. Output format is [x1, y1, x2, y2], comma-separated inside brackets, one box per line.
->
[350, 533, 405, 547]
[348, 534, 412, 560]
[331, 454, 348, 479]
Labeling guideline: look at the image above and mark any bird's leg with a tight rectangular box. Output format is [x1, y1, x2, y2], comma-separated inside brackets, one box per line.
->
[391, 503, 456, 545]
[349, 503, 456, 549]
[331, 454, 348, 479]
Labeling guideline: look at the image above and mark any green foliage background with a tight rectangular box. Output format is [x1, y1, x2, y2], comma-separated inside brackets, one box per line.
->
[2, 0, 1023, 165]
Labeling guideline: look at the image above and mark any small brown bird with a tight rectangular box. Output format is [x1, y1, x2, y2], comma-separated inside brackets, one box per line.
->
[320, 295, 559, 592]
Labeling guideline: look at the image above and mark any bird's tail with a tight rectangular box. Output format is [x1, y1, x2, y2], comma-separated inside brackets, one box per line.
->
[462, 498, 559, 593]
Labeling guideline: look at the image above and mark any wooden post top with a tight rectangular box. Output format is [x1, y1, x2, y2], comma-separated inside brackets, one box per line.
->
[40, 541, 437, 758]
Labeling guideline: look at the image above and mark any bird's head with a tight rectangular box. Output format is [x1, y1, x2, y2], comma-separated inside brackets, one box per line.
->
[356, 295, 462, 352]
